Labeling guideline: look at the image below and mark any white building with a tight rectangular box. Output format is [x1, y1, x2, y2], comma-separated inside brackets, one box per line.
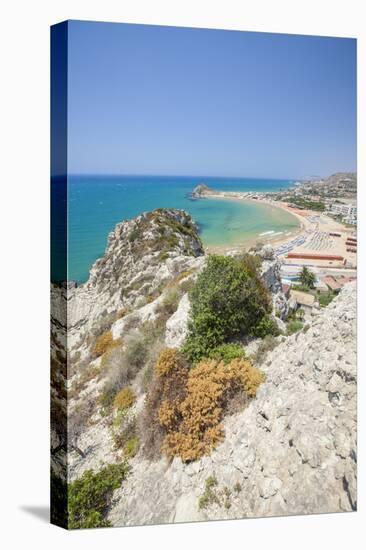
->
[330, 203, 357, 225]
[330, 203, 357, 217]
[343, 215, 357, 225]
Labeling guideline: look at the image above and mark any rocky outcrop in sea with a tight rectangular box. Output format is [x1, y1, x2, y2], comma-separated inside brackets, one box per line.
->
[191, 183, 213, 198]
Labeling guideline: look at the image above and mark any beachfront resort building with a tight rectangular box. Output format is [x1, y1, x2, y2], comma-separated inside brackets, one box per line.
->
[343, 215, 357, 225]
[330, 203, 357, 224]
[330, 203, 357, 220]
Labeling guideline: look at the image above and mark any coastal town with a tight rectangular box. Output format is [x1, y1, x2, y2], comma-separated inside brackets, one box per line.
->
[192, 172, 357, 318]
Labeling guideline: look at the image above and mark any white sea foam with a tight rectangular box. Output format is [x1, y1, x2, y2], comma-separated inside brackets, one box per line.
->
[259, 230, 275, 236]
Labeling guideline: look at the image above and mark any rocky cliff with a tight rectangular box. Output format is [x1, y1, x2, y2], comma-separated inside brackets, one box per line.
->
[259, 244, 290, 320]
[191, 183, 213, 198]
[62, 209, 204, 347]
[107, 282, 356, 526]
[51, 208, 205, 477]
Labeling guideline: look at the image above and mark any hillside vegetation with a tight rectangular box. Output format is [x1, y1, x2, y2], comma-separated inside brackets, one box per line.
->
[50, 207, 356, 528]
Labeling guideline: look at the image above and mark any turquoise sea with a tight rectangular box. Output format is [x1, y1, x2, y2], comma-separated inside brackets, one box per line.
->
[67, 175, 298, 283]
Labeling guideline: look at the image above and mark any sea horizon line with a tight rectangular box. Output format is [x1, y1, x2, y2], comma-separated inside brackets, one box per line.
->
[65, 173, 300, 181]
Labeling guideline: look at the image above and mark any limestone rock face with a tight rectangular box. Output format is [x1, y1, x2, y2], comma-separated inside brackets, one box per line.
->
[107, 282, 357, 526]
[260, 255, 282, 294]
[165, 293, 191, 348]
[60, 209, 204, 346]
[191, 183, 212, 197]
[259, 254, 289, 320]
[259, 244, 275, 261]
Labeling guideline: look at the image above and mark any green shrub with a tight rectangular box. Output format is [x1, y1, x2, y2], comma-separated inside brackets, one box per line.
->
[207, 343, 245, 363]
[223, 486, 232, 509]
[297, 308, 305, 320]
[198, 477, 237, 511]
[182, 333, 214, 365]
[158, 251, 169, 261]
[183, 255, 271, 362]
[68, 462, 129, 529]
[124, 436, 140, 458]
[318, 291, 336, 307]
[99, 385, 117, 412]
[198, 476, 219, 509]
[128, 227, 140, 243]
[250, 315, 281, 338]
[112, 408, 128, 429]
[238, 252, 263, 275]
[286, 320, 304, 335]
[287, 197, 325, 211]
[180, 278, 195, 294]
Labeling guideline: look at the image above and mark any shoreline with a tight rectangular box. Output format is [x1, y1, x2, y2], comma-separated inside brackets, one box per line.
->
[201, 193, 306, 255]
[199, 190, 356, 272]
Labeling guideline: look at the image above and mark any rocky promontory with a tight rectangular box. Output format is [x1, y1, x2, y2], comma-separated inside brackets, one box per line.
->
[191, 183, 214, 198]
[60, 209, 205, 345]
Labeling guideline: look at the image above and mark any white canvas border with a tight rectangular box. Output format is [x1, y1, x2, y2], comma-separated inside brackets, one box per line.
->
[1, 1, 364, 548]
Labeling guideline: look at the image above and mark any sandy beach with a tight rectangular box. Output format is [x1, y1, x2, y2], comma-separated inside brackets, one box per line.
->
[203, 193, 306, 255]
[202, 192, 356, 267]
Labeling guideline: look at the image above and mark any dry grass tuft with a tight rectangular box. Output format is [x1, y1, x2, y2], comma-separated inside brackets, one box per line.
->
[140, 350, 264, 462]
[113, 387, 136, 411]
[93, 331, 118, 357]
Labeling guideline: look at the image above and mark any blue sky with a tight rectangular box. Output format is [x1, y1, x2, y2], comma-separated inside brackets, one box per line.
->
[67, 21, 356, 178]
